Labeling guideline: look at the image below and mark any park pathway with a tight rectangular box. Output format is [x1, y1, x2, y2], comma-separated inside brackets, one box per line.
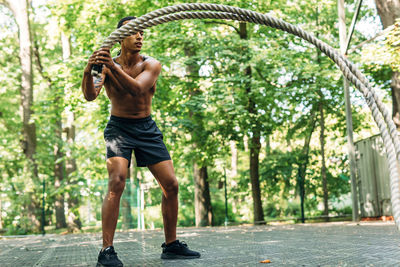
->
[0, 221, 399, 266]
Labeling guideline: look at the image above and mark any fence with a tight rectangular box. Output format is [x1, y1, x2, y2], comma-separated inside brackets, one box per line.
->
[355, 134, 392, 217]
[80, 179, 163, 231]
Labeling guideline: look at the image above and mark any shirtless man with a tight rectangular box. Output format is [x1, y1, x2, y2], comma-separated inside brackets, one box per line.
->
[82, 16, 200, 267]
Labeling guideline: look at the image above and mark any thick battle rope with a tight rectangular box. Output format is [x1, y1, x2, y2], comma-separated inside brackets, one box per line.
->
[92, 3, 400, 229]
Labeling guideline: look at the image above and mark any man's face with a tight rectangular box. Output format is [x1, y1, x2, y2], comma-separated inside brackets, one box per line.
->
[121, 20, 143, 52]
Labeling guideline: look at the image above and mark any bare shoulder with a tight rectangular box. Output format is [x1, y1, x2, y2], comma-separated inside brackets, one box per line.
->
[143, 56, 161, 71]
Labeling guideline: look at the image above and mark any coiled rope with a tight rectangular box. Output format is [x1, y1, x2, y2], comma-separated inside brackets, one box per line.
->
[92, 3, 400, 229]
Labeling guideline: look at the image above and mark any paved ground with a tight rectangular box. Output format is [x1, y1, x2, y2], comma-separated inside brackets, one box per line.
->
[0, 221, 399, 266]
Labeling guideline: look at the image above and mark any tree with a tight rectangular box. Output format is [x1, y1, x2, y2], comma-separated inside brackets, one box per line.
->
[316, 5, 329, 220]
[0, 0, 379, 233]
[374, 0, 400, 127]
[0, 0, 41, 231]
[239, 22, 265, 224]
[61, 30, 82, 232]
[180, 31, 214, 227]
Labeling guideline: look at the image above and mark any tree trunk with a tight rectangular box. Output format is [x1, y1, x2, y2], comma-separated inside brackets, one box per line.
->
[314, 6, 329, 221]
[374, 0, 400, 29]
[54, 84, 66, 228]
[240, 22, 264, 224]
[54, 116, 67, 229]
[2, 0, 40, 232]
[65, 112, 82, 232]
[374, 0, 400, 128]
[391, 73, 400, 128]
[26, 198, 41, 231]
[59, 31, 82, 232]
[33, 27, 68, 229]
[319, 102, 329, 220]
[265, 135, 271, 156]
[315, 8, 328, 221]
[243, 135, 249, 152]
[250, 131, 264, 224]
[230, 141, 238, 177]
[298, 111, 317, 223]
[193, 164, 213, 226]
[184, 44, 213, 226]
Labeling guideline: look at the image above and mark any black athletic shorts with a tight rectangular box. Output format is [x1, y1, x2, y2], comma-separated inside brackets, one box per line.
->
[104, 115, 171, 167]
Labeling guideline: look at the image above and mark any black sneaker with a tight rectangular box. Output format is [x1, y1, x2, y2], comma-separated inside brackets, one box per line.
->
[96, 246, 123, 267]
[161, 240, 201, 259]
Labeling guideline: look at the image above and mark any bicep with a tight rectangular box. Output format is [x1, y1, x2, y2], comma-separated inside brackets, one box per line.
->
[135, 62, 161, 91]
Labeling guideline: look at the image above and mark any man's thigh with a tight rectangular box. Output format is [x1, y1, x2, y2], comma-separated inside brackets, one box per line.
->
[106, 157, 129, 178]
[147, 160, 177, 190]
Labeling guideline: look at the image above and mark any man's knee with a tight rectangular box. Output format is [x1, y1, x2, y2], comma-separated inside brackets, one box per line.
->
[164, 178, 179, 197]
[108, 173, 126, 195]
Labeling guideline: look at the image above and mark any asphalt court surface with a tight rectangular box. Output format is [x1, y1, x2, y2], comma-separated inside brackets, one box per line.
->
[0, 221, 399, 266]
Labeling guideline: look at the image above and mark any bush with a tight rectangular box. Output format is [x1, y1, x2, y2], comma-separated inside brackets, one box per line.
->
[211, 200, 236, 226]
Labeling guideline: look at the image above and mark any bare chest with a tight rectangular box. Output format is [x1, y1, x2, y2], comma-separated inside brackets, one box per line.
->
[115, 62, 145, 79]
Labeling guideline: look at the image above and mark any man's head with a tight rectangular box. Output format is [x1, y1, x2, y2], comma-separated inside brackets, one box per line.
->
[117, 16, 144, 54]
[117, 16, 136, 29]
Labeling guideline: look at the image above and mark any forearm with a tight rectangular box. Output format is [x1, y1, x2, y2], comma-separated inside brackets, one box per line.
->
[105, 70, 133, 96]
[109, 65, 143, 95]
[82, 71, 99, 101]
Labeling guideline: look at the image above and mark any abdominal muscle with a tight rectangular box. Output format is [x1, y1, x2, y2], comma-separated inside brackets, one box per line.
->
[105, 84, 154, 119]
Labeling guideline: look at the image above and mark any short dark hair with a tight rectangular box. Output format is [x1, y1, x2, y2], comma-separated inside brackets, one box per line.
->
[117, 16, 136, 29]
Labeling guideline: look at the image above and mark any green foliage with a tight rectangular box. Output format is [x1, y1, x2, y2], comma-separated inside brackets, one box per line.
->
[0, 0, 385, 234]
[361, 19, 400, 73]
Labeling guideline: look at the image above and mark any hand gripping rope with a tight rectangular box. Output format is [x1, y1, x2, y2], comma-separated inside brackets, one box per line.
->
[91, 3, 400, 229]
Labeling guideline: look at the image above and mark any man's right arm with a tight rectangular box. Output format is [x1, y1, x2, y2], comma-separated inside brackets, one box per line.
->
[81, 51, 105, 101]
[82, 71, 105, 101]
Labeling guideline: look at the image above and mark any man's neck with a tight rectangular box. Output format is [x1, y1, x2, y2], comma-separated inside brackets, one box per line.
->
[118, 50, 141, 67]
